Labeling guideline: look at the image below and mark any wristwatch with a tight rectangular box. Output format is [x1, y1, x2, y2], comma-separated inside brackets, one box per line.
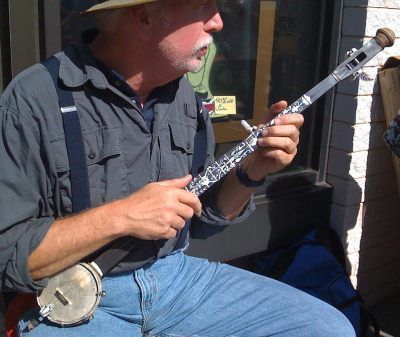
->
[235, 163, 266, 187]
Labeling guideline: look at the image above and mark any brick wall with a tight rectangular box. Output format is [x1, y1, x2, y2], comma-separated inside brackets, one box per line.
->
[327, 0, 400, 307]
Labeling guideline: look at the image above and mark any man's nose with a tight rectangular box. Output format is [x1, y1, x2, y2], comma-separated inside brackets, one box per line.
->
[205, 10, 224, 33]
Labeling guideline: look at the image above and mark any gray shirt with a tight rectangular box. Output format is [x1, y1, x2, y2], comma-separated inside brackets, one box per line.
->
[0, 43, 255, 292]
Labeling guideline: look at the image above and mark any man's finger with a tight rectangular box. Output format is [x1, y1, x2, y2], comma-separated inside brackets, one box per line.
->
[260, 125, 300, 143]
[277, 113, 304, 128]
[158, 175, 192, 189]
[259, 100, 288, 124]
[259, 137, 298, 155]
[176, 190, 202, 217]
[270, 100, 288, 115]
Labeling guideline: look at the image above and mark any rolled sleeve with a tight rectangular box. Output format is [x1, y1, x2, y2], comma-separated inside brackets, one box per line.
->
[2, 218, 52, 292]
[200, 178, 256, 225]
[190, 178, 256, 239]
[0, 103, 53, 292]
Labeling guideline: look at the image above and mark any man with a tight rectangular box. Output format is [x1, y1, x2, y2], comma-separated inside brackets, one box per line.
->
[0, 0, 355, 336]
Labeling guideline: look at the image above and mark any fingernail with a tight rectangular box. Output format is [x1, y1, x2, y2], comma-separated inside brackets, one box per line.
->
[275, 118, 282, 125]
[262, 129, 268, 136]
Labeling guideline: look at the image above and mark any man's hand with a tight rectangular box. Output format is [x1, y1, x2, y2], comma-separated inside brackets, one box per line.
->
[113, 175, 202, 240]
[242, 101, 304, 180]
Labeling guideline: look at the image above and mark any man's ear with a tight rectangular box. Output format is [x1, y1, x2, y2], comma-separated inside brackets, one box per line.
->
[128, 5, 155, 40]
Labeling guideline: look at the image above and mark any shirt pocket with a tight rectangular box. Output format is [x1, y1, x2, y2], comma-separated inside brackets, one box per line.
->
[49, 126, 128, 214]
[159, 122, 196, 180]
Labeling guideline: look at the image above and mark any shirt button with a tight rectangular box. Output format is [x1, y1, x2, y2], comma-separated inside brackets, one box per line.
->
[88, 150, 96, 160]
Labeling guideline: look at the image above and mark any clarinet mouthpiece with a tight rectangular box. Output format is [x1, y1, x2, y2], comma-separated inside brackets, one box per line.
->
[375, 28, 396, 48]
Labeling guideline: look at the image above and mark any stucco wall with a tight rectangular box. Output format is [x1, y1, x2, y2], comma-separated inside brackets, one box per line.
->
[327, 0, 400, 307]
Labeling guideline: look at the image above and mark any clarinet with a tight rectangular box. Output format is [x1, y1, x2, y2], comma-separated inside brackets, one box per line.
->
[187, 28, 395, 196]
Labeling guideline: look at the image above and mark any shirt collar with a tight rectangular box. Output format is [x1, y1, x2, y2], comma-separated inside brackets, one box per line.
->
[58, 29, 112, 89]
[58, 29, 180, 105]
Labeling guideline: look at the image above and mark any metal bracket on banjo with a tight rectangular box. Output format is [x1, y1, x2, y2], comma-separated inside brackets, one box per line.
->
[36, 28, 395, 327]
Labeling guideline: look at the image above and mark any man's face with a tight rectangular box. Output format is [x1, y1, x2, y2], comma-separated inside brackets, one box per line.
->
[155, 0, 223, 76]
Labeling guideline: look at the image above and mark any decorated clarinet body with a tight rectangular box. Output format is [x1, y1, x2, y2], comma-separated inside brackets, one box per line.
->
[188, 28, 395, 196]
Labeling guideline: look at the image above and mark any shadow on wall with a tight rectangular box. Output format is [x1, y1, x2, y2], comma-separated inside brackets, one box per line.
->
[357, 86, 400, 308]
[328, 6, 400, 309]
[328, 153, 362, 282]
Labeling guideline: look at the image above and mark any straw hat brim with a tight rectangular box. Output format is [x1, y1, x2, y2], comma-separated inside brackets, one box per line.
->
[84, 0, 159, 14]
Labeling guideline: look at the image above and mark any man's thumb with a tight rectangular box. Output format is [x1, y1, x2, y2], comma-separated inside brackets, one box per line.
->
[158, 175, 192, 188]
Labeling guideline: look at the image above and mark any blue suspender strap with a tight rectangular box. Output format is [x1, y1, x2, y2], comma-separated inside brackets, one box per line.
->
[192, 95, 208, 177]
[41, 56, 91, 213]
[191, 96, 208, 176]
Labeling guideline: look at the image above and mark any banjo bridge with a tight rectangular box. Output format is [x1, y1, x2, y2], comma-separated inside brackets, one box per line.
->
[55, 287, 72, 306]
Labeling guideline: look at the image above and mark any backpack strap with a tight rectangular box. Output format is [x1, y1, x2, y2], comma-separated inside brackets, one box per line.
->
[41, 56, 91, 213]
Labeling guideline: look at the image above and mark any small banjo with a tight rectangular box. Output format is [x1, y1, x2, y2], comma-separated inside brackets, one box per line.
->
[36, 28, 395, 326]
[37, 262, 104, 326]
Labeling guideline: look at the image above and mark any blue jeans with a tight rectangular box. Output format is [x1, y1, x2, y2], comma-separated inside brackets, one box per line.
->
[18, 249, 355, 337]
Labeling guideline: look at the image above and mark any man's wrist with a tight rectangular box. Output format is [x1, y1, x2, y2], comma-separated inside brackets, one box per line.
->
[235, 163, 266, 188]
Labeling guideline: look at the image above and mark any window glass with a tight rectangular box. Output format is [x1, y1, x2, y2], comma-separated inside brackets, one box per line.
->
[56, 0, 333, 172]
[187, 1, 262, 121]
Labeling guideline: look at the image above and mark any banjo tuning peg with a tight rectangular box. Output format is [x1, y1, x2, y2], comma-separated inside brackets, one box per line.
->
[346, 48, 358, 57]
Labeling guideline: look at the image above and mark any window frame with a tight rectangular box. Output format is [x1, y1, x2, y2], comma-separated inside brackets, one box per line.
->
[208, 0, 343, 191]
[0, 0, 11, 92]
[8, 0, 41, 77]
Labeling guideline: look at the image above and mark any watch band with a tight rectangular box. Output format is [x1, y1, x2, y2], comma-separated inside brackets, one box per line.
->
[235, 163, 266, 187]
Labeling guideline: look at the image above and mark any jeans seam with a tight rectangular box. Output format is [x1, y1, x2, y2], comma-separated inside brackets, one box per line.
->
[134, 269, 149, 333]
[149, 270, 157, 307]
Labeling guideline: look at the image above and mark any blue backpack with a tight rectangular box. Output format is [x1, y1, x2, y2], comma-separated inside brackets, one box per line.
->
[254, 227, 379, 337]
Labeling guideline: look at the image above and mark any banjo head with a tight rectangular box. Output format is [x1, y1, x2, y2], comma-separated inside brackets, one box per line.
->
[37, 262, 103, 326]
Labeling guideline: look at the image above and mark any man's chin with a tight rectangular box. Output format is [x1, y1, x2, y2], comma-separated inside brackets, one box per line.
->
[173, 58, 203, 76]
[188, 59, 204, 72]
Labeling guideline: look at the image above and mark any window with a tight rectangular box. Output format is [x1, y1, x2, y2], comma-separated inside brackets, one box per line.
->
[0, 0, 11, 92]
[188, 0, 275, 144]
[45, 0, 336, 177]
[206, 0, 335, 176]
